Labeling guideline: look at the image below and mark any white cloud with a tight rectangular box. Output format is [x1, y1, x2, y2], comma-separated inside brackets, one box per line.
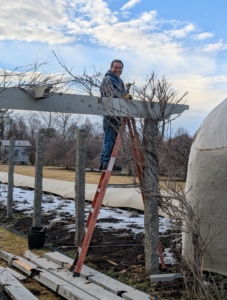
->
[203, 39, 227, 52]
[169, 74, 227, 120]
[120, 11, 131, 18]
[120, 0, 141, 11]
[0, 0, 188, 53]
[0, 0, 75, 44]
[196, 32, 214, 40]
[66, 9, 185, 54]
[0, 0, 224, 58]
[168, 24, 195, 38]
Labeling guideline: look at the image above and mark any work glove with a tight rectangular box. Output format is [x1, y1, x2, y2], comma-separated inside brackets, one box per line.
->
[124, 94, 133, 100]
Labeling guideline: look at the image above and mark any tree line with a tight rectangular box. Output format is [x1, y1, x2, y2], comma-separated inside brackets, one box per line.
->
[1, 110, 192, 180]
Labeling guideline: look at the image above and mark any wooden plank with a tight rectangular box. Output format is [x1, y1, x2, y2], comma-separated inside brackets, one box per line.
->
[0, 266, 22, 285]
[28, 257, 63, 270]
[13, 257, 37, 274]
[30, 268, 97, 300]
[150, 273, 183, 282]
[6, 267, 27, 281]
[0, 250, 15, 264]
[56, 269, 121, 300]
[44, 251, 74, 268]
[87, 272, 151, 300]
[23, 250, 40, 261]
[122, 291, 152, 300]
[16, 262, 96, 300]
[44, 252, 151, 300]
[0, 251, 97, 300]
[24, 251, 121, 300]
[58, 285, 97, 300]
[5, 286, 38, 300]
[0, 87, 189, 118]
[0, 266, 38, 300]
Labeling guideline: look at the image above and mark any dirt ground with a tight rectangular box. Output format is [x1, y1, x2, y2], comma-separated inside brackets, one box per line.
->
[0, 202, 184, 300]
[0, 165, 186, 299]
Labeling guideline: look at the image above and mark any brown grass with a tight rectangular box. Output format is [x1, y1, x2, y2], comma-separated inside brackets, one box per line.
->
[0, 165, 136, 185]
[0, 228, 63, 299]
[0, 164, 185, 189]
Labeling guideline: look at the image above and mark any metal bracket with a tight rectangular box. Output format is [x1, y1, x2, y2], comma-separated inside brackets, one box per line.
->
[32, 84, 53, 100]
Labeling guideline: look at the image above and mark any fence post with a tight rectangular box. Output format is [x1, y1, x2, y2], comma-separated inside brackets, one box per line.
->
[7, 137, 15, 217]
[75, 130, 86, 246]
[143, 118, 159, 275]
[33, 134, 44, 227]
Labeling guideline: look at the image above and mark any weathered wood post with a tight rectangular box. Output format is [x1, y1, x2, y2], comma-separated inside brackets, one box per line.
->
[7, 137, 15, 217]
[75, 130, 86, 246]
[143, 118, 159, 275]
[33, 134, 44, 227]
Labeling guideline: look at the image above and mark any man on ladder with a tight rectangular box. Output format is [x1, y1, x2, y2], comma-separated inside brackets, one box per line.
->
[71, 61, 166, 277]
[99, 59, 126, 172]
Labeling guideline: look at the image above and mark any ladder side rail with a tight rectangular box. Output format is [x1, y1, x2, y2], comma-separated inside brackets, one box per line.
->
[127, 118, 144, 202]
[127, 118, 144, 201]
[130, 118, 144, 170]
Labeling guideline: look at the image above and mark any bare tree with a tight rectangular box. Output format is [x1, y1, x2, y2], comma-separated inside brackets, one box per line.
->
[56, 112, 73, 140]
[38, 111, 57, 129]
[5, 114, 29, 140]
[159, 127, 192, 181]
[25, 112, 40, 143]
[0, 109, 13, 139]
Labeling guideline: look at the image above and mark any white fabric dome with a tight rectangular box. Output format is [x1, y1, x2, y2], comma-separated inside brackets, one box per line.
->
[183, 98, 227, 276]
[194, 98, 227, 150]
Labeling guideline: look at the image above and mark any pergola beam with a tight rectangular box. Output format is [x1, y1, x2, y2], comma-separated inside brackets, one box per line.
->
[0, 87, 189, 118]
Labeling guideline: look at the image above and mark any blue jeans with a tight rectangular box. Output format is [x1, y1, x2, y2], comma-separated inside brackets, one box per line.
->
[100, 116, 121, 166]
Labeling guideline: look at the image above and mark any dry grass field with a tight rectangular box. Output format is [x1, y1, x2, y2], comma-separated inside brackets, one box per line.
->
[0, 164, 185, 189]
[0, 165, 135, 185]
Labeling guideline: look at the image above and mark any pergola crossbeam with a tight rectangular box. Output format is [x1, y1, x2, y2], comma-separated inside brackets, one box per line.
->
[0, 87, 189, 118]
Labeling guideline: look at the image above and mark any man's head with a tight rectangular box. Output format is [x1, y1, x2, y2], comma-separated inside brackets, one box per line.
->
[110, 59, 124, 77]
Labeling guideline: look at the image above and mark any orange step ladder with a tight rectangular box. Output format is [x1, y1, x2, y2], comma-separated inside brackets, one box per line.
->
[72, 117, 165, 277]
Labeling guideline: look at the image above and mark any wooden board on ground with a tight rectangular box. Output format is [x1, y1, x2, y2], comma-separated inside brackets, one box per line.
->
[0, 249, 152, 300]
[24, 250, 121, 300]
[0, 266, 38, 300]
[44, 251, 151, 300]
[6, 267, 27, 281]
[0, 251, 97, 300]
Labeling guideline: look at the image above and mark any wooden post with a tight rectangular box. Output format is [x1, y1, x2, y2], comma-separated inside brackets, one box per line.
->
[33, 134, 44, 227]
[7, 137, 15, 217]
[75, 130, 86, 246]
[143, 118, 159, 275]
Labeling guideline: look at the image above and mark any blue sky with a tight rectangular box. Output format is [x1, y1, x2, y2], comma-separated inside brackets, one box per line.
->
[1, 0, 227, 135]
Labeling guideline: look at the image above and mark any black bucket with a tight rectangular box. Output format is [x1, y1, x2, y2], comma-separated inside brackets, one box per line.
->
[28, 226, 46, 250]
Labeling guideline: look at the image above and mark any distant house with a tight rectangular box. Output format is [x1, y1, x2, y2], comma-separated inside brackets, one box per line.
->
[0, 140, 32, 164]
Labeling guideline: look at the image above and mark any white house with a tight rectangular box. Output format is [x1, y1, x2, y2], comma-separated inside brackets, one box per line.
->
[0, 140, 31, 164]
